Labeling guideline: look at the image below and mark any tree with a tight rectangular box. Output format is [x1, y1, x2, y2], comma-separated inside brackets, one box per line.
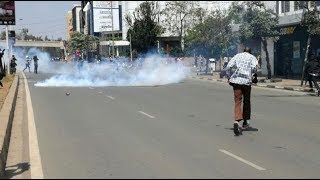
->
[20, 28, 28, 40]
[161, 1, 201, 51]
[0, 31, 6, 40]
[185, 10, 237, 60]
[229, 1, 279, 79]
[300, 1, 320, 86]
[125, 1, 164, 55]
[67, 31, 98, 54]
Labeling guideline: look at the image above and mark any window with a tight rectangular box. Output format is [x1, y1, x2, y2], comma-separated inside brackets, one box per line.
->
[294, 1, 305, 11]
[281, 1, 290, 13]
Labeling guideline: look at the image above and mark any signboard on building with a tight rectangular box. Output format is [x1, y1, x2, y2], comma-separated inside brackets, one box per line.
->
[93, 1, 118, 8]
[279, 26, 296, 35]
[0, 1, 15, 25]
[93, 1, 120, 33]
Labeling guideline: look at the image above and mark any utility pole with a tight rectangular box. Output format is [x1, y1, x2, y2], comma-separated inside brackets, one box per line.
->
[130, 33, 132, 61]
[6, 25, 10, 75]
[111, 1, 115, 59]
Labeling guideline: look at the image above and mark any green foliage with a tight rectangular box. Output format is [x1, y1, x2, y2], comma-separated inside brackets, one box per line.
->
[125, 1, 164, 54]
[67, 31, 99, 53]
[302, 1, 320, 35]
[161, 1, 202, 50]
[184, 10, 237, 59]
[229, 1, 279, 42]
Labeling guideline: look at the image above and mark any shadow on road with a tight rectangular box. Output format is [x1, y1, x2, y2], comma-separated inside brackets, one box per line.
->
[225, 127, 259, 132]
[5, 162, 30, 179]
[255, 94, 311, 98]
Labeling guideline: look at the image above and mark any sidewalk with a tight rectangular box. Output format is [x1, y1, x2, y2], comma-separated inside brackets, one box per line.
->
[190, 72, 319, 96]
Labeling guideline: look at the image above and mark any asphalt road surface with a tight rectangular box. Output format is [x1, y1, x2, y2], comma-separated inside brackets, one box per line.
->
[23, 72, 320, 178]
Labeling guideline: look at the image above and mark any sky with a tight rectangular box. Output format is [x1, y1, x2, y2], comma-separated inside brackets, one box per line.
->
[10, 1, 79, 40]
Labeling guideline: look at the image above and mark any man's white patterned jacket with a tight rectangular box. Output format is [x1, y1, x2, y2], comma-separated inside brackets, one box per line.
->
[225, 52, 258, 86]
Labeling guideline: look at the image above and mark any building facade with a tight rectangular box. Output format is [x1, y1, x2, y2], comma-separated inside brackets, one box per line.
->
[271, 1, 320, 77]
[72, 4, 81, 33]
[66, 11, 73, 40]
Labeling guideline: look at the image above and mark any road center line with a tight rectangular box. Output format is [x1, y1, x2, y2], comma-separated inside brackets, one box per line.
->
[22, 72, 44, 178]
[219, 149, 266, 171]
[106, 95, 115, 100]
[138, 111, 155, 119]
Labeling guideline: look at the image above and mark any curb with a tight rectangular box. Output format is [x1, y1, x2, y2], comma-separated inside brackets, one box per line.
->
[190, 76, 316, 94]
[0, 74, 19, 177]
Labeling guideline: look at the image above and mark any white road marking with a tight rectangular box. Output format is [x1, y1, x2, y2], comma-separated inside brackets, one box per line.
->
[89, 87, 94, 89]
[106, 95, 115, 100]
[138, 111, 155, 119]
[219, 149, 266, 171]
[22, 72, 44, 178]
[98, 91, 103, 94]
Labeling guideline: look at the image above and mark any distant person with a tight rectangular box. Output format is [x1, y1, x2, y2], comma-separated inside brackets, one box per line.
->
[23, 56, 31, 72]
[0, 48, 5, 73]
[225, 47, 258, 136]
[10, 55, 17, 74]
[33, 55, 39, 74]
[0, 72, 3, 87]
[305, 52, 320, 92]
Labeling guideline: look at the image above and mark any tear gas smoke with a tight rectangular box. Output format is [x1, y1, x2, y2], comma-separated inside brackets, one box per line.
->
[1, 45, 191, 87]
[35, 55, 191, 87]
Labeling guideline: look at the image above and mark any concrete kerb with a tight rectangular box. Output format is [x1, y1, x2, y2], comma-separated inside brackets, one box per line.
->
[190, 76, 316, 94]
[0, 74, 19, 177]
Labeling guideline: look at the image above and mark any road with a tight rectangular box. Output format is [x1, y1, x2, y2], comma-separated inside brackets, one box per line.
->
[14, 72, 320, 178]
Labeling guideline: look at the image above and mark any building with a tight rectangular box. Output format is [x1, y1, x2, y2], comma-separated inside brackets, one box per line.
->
[230, 1, 320, 78]
[272, 1, 320, 77]
[66, 11, 73, 40]
[72, 4, 82, 33]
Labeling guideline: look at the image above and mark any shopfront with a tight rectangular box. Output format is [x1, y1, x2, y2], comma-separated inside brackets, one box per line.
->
[275, 25, 320, 77]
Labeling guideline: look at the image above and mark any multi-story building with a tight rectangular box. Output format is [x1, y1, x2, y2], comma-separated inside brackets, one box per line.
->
[271, 1, 320, 77]
[72, 4, 81, 33]
[66, 11, 73, 40]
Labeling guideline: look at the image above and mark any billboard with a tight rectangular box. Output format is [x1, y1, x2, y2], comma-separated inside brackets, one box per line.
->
[93, 8, 120, 32]
[92, 1, 120, 33]
[0, 1, 15, 25]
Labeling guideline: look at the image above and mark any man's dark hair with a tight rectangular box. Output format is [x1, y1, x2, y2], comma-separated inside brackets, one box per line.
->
[244, 47, 252, 54]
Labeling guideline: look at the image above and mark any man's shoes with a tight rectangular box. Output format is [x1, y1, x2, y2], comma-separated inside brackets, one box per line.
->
[242, 120, 250, 129]
[233, 121, 242, 136]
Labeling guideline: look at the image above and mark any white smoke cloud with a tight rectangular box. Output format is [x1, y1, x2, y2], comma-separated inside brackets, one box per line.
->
[1, 44, 191, 87]
[35, 54, 191, 87]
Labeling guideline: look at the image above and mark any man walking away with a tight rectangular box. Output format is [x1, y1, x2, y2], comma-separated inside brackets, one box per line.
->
[225, 47, 258, 136]
[307, 52, 320, 94]
[33, 55, 39, 74]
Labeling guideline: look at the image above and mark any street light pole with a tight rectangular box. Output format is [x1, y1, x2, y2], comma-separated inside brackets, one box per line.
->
[111, 1, 115, 59]
[6, 25, 10, 75]
[130, 33, 132, 61]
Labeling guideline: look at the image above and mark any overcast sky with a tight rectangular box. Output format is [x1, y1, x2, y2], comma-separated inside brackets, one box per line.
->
[10, 1, 79, 40]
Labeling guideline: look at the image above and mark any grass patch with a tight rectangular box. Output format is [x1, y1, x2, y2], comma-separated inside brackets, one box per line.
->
[0, 74, 15, 110]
